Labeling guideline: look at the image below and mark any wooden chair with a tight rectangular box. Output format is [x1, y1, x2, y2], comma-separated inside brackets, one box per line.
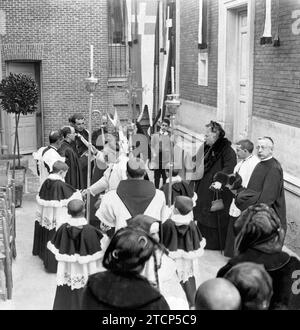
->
[0, 160, 10, 186]
[0, 198, 13, 300]
[0, 251, 7, 300]
[0, 185, 16, 259]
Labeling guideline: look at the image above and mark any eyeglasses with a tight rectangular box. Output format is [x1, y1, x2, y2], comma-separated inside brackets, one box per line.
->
[256, 145, 269, 150]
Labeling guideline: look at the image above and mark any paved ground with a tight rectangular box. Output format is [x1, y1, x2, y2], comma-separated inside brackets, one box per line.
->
[1, 155, 298, 310]
[0, 193, 56, 310]
[0, 191, 227, 310]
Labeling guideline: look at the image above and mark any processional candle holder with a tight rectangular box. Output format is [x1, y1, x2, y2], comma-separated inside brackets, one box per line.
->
[165, 94, 181, 208]
[84, 51, 99, 223]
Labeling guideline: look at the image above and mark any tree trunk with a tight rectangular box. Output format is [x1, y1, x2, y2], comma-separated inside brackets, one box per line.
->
[16, 113, 21, 168]
[12, 114, 18, 179]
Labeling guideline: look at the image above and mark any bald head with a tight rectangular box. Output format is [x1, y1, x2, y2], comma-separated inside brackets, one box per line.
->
[67, 199, 85, 218]
[49, 130, 62, 145]
[126, 157, 146, 179]
[52, 160, 68, 173]
[195, 278, 242, 310]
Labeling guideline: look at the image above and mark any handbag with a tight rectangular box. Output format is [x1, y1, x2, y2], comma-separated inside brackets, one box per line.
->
[210, 190, 224, 212]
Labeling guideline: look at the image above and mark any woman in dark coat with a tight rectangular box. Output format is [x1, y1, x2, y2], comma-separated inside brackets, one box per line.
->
[217, 203, 300, 310]
[81, 226, 170, 310]
[192, 121, 237, 250]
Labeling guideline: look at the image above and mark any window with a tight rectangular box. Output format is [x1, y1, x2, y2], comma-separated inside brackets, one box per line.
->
[198, 51, 208, 86]
[108, 0, 128, 78]
[108, 0, 125, 44]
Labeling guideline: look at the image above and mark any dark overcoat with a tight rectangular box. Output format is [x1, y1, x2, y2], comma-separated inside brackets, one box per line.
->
[193, 137, 237, 229]
[58, 140, 84, 190]
[81, 271, 170, 310]
[217, 248, 300, 310]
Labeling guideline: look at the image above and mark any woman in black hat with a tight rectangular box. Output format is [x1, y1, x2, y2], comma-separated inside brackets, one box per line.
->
[192, 121, 237, 250]
[217, 203, 300, 310]
[81, 226, 170, 310]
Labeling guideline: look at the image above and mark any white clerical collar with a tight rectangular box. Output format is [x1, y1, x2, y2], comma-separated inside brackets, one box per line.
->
[172, 212, 193, 225]
[67, 217, 87, 227]
[166, 175, 182, 184]
[48, 173, 65, 182]
[261, 156, 273, 162]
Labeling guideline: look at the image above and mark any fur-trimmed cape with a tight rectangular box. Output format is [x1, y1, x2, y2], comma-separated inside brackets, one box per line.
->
[36, 174, 82, 230]
[47, 219, 107, 290]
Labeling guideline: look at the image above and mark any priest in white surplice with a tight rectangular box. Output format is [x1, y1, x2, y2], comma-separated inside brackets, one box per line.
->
[95, 157, 169, 234]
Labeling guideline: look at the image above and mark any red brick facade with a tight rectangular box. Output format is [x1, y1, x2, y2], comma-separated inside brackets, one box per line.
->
[0, 0, 117, 144]
[179, 0, 300, 128]
[178, 0, 300, 255]
[253, 0, 300, 128]
[179, 0, 218, 108]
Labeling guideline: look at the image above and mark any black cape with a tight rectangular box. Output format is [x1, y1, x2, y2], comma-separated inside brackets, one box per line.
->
[38, 177, 77, 202]
[160, 180, 193, 205]
[236, 158, 286, 231]
[58, 140, 84, 190]
[81, 271, 170, 310]
[116, 180, 156, 217]
[48, 223, 104, 259]
[162, 218, 204, 254]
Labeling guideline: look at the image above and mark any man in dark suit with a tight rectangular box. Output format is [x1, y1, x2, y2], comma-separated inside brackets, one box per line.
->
[58, 126, 84, 190]
[69, 113, 90, 188]
[150, 119, 171, 188]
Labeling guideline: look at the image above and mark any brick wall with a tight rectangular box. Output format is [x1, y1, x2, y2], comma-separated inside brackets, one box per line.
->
[108, 85, 130, 125]
[0, 0, 109, 144]
[253, 0, 300, 128]
[179, 0, 218, 107]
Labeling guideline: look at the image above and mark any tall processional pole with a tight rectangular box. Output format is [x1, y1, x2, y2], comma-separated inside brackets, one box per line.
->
[84, 45, 98, 223]
[165, 67, 181, 208]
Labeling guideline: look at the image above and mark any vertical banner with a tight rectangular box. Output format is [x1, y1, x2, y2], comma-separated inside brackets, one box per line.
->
[139, 1, 158, 127]
[126, 0, 132, 45]
[198, 0, 208, 49]
[127, 0, 158, 127]
[159, 1, 173, 120]
[260, 0, 273, 44]
[273, 0, 280, 47]
[153, 1, 160, 124]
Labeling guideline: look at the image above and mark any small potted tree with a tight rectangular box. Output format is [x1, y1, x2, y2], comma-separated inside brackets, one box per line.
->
[0, 73, 38, 206]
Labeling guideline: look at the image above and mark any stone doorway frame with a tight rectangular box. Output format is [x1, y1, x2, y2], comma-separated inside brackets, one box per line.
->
[217, 0, 255, 141]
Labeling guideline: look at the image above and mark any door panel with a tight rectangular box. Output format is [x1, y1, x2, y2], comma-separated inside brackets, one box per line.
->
[236, 11, 249, 140]
[7, 62, 40, 154]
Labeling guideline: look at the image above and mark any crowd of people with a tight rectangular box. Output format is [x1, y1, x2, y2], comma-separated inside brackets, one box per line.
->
[31, 113, 300, 310]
